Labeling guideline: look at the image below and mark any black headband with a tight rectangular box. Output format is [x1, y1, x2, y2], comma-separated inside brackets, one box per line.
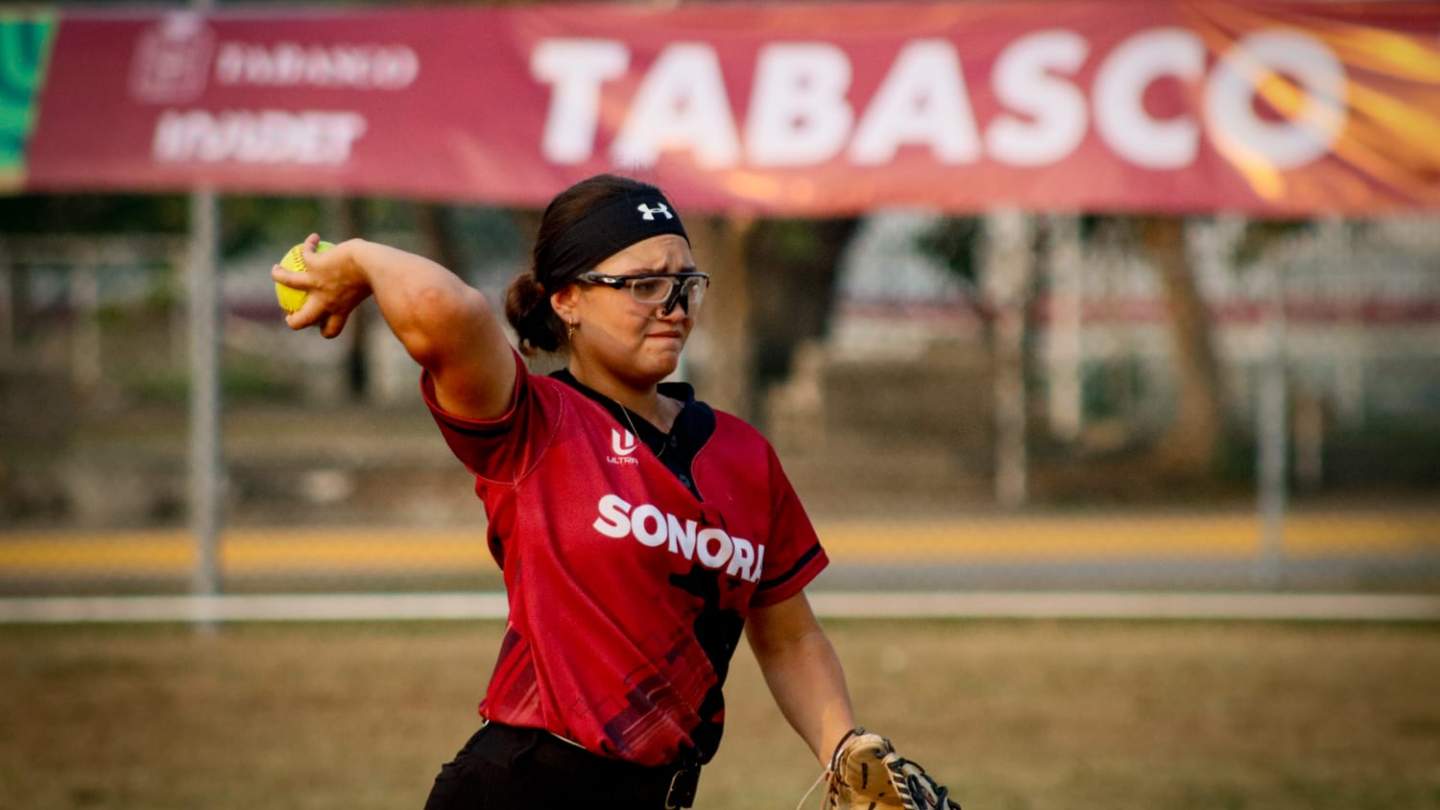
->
[541, 190, 689, 291]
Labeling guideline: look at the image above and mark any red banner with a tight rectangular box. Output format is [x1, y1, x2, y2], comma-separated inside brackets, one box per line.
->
[23, 2, 1440, 215]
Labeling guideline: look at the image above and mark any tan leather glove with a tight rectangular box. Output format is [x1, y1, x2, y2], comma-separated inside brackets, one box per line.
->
[822, 728, 961, 810]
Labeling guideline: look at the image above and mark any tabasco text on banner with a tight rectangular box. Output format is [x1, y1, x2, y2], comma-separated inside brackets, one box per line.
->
[22, 1, 1440, 214]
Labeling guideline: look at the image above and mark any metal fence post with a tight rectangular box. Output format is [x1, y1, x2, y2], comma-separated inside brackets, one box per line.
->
[1256, 255, 1288, 587]
[986, 209, 1032, 509]
[1046, 214, 1084, 442]
[188, 189, 222, 630]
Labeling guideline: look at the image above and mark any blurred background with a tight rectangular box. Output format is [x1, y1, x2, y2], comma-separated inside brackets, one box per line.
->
[2, 1, 1438, 808]
[5, 203, 1440, 593]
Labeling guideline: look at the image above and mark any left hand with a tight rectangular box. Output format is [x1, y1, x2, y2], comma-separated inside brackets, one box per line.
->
[822, 728, 961, 810]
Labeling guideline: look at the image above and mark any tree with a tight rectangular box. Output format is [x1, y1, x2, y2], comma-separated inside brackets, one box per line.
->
[919, 214, 1046, 506]
[1134, 215, 1230, 478]
[745, 217, 858, 396]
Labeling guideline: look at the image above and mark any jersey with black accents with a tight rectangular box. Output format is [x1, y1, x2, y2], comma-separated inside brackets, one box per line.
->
[548, 367, 710, 499]
[421, 351, 828, 768]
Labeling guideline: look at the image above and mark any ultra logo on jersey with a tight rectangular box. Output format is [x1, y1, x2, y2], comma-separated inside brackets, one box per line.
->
[607, 428, 639, 465]
[592, 494, 766, 583]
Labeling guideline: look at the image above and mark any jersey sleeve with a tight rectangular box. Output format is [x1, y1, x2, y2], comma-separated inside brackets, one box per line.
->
[419, 349, 559, 485]
[750, 446, 828, 608]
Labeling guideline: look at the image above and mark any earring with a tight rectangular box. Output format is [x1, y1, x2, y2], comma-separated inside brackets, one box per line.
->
[566, 320, 577, 341]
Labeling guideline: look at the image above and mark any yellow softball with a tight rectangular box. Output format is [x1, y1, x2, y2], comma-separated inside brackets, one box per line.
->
[275, 240, 334, 313]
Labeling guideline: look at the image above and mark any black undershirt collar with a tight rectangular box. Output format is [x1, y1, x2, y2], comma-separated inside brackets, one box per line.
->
[549, 369, 716, 500]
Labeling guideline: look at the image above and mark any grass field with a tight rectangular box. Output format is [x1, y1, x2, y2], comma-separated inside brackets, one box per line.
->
[3, 620, 1439, 810]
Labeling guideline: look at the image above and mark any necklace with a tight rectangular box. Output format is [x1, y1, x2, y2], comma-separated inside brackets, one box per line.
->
[619, 403, 666, 459]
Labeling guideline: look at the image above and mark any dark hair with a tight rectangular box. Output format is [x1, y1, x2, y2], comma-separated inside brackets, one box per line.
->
[504, 174, 677, 354]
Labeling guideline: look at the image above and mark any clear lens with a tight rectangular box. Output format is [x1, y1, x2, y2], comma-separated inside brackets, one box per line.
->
[598, 273, 709, 310]
[683, 277, 708, 310]
[629, 277, 672, 303]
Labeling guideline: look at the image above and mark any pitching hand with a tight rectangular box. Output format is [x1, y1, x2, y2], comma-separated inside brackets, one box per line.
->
[271, 233, 372, 339]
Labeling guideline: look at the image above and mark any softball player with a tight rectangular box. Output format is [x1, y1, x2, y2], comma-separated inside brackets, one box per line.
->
[274, 175, 857, 808]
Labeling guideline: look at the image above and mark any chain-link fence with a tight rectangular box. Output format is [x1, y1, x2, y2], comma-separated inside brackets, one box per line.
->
[770, 212, 1440, 592]
[2, 212, 1438, 599]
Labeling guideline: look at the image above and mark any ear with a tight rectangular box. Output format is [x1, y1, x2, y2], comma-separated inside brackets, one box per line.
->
[550, 284, 581, 327]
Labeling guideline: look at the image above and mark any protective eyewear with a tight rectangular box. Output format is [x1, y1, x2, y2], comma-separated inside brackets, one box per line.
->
[578, 271, 711, 315]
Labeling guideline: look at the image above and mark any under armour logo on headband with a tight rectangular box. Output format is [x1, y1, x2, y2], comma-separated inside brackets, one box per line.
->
[637, 202, 673, 221]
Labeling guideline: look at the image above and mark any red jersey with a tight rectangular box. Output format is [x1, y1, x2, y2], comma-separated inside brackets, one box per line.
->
[422, 352, 828, 767]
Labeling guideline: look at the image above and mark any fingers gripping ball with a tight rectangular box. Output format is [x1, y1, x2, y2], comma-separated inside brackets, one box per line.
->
[275, 240, 334, 313]
[822, 729, 961, 810]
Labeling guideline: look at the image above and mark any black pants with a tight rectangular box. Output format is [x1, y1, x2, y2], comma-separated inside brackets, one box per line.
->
[423, 723, 700, 810]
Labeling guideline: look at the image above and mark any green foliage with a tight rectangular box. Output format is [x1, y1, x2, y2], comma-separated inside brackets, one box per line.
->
[751, 218, 832, 265]
[0, 193, 189, 234]
[123, 358, 300, 404]
[1081, 359, 1148, 421]
[0, 193, 337, 263]
[437, 204, 525, 274]
[143, 261, 181, 311]
[1232, 219, 1313, 268]
[1078, 213, 1109, 242]
[219, 196, 324, 259]
[915, 216, 983, 286]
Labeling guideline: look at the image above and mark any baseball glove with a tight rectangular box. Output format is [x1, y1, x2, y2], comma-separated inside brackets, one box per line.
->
[818, 728, 961, 810]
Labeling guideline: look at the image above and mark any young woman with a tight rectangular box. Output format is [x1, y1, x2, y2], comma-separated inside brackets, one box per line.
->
[273, 175, 856, 808]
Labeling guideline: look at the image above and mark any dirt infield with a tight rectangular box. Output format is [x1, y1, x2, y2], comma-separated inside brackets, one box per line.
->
[3, 620, 1438, 810]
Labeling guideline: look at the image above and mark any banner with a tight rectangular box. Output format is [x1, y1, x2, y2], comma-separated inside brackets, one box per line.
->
[16, 2, 1440, 214]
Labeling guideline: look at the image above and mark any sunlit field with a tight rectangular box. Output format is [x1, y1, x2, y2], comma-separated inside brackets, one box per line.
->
[3, 620, 1439, 810]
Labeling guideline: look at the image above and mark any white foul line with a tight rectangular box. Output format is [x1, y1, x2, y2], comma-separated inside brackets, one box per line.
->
[0, 591, 1438, 624]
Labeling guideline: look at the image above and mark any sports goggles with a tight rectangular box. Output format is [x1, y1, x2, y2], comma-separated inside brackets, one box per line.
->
[578, 271, 711, 315]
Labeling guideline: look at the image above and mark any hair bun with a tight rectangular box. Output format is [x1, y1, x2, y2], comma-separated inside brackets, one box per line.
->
[503, 272, 562, 355]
